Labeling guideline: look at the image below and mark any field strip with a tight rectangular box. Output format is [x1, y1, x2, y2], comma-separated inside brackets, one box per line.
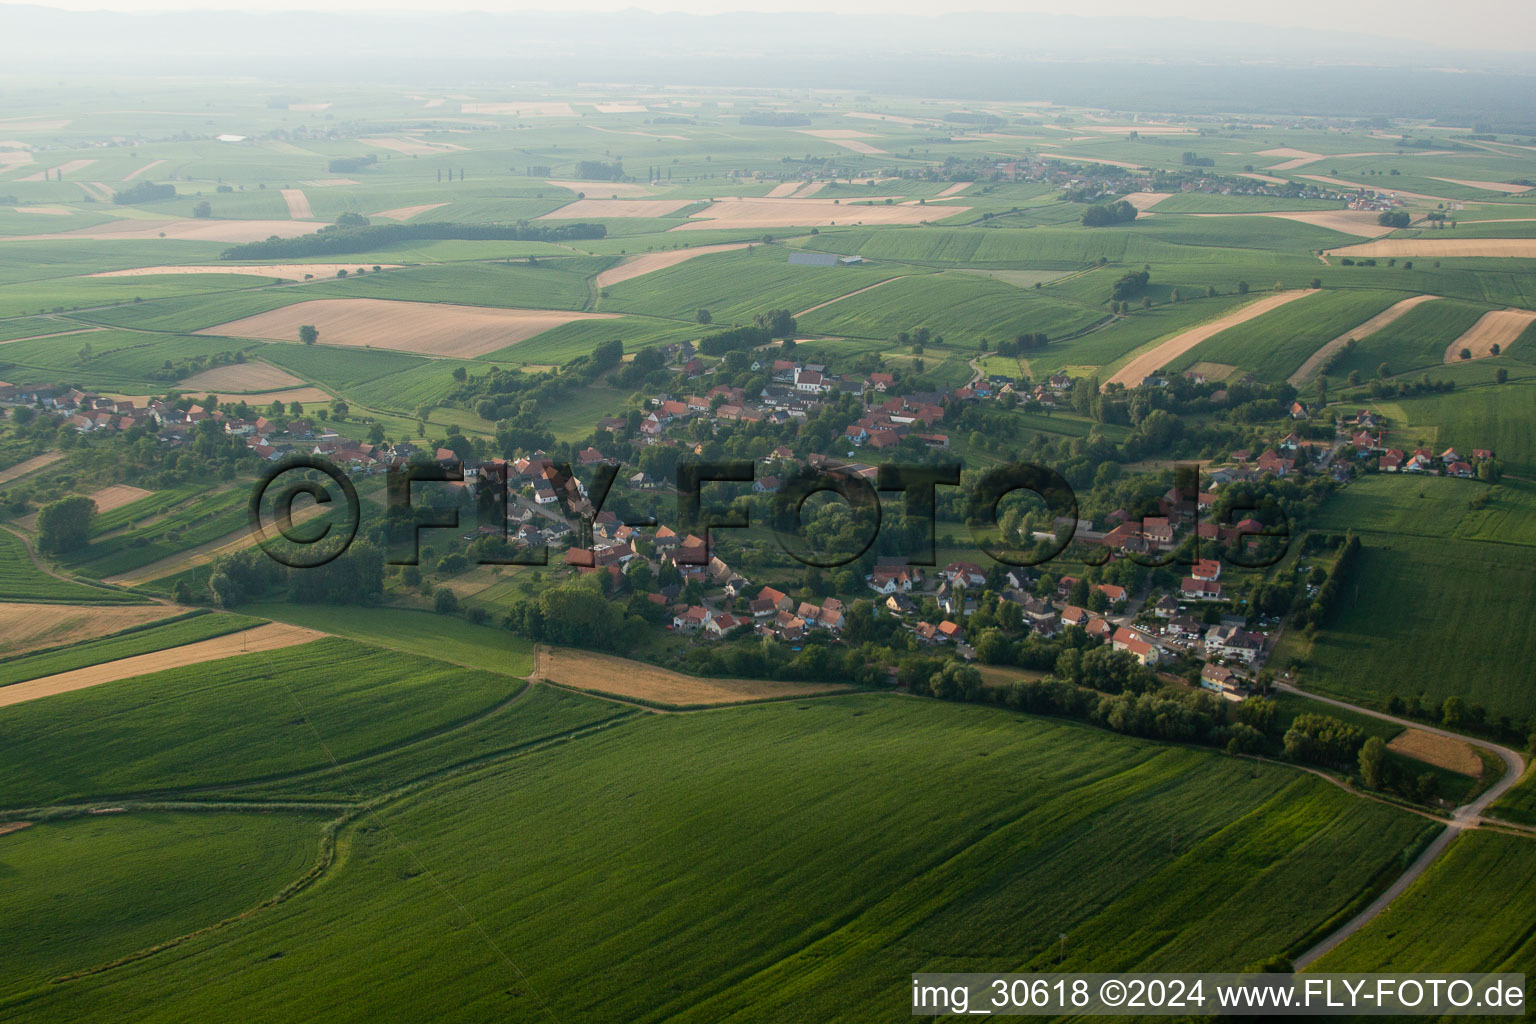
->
[1038, 153, 1146, 170]
[674, 197, 956, 231]
[88, 263, 403, 279]
[1190, 209, 1396, 238]
[1388, 729, 1483, 777]
[100, 500, 331, 586]
[0, 622, 325, 709]
[0, 327, 104, 346]
[0, 821, 33, 838]
[196, 298, 620, 358]
[539, 198, 695, 220]
[370, 203, 446, 221]
[81, 182, 115, 201]
[0, 602, 180, 658]
[594, 241, 752, 290]
[1330, 237, 1536, 260]
[1288, 294, 1442, 385]
[1281, 681, 1526, 969]
[1443, 307, 1536, 362]
[534, 646, 852, 707]
[1120, 192, 1171, 212]
[1297, 174, 1450, 202]
[1238, 172, 1289, 185]
[10, 205, 71, 215]
[544, 179, 655, 197]
[103, 386, 332, 406]
[1105, 289, 1314, 389]
[795, 275, 909, 317]
[176, 361, 311, 392]
[122, 159, 165, 181]
[0, 451, 64, 486]
[1428, 177, 1534, 195]
[13, 484, 152, 532]
[765, 182, 801, 198]
[280, 189, 314, 220]
[16, 159, 95, 182]
[3, 218, 326, 243]
[791, 181, 826, 198]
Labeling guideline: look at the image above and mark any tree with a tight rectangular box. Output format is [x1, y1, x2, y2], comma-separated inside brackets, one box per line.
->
[1441, 695, 1466, 728]
[433, 587, 459, 614]
[192, 200, 212, 219]
[37, 495, 96, 554]
[1237, 280, 1249, 294]
[1377, 362, 1391, 379]
[1459, 348, 1472, 361]
[330, 399, 349, 420]
[1496, 368, 1509, 384]
[696, 308, 711, 324]
[367, 422, 386, 444]
[1358, 736, 1388, 789]
[1310, 278, 1323, 289]
[299, 325, 319, 345]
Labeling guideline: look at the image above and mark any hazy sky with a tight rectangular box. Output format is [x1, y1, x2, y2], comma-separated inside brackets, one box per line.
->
[11, 0, 1536, 48]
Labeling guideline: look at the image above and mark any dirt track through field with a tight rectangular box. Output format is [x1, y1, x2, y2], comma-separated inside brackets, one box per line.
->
[123, 160, 165, 181]
[535, 646, 850, 707]
[280, 189, 314, 219]
[1443, 308, 1536, 362]
[1288, 294, 1442, 385]
[199, 298, 618, 358]
[1331, 238, 1536, 260]
[1389, 728, 1483, 777]
[1106, 290, 1314, 389]
[594, 242, 751, 290]
[0, 451, 63, 485]
[796, 275, 908, 317]
[0, 622, 325, 709]
[0, 602, 180, 658]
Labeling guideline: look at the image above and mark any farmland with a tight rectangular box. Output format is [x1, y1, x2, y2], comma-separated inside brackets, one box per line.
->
[1, 67, 1535, 1016]
[0, 694, 1434, 1020]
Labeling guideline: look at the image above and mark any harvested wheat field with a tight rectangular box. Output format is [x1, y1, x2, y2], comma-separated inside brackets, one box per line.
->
[594, 242, 751, 290]
[358, 136, 466, 156]
[1332, 238, 1536, 260]
[791, 181, 827, 198]
[123, 159, 164, 181]
[1106, 289, 1314, 389]
[0, 452, 64, 486]
[540, 198, 695, 219]
[462, 101, 576, 117]
[1428, 177, 1533, 195]
[0, 622, 325, 709]
[1289, 294, 1442, 386]
[13, 483, 151, 532]
[1388, 728, 1483, 777]
[5, 219, 324, 243]
[88, 263, 400, 280]
[535, 646, 850, 707]
[0, 151, 34, 169]
[545, 180, 655, 197]
[1191, 209, 1397, 238]
[79, 182, 115, 202]
[280, 188, 314, 219]
[370, 203, 446, 221]
[1037, 153, 1145, 170]
[1443, 308, 1536, 361]
[105, 387, 332, 409]
[1238, 172, 1290, 185]
[0, 602, 178, 658]
[765, 181, 802, 198]
[16, 159, 95, 182]
[672, 197, 962, 231]
[0, 822, 32, 839]
[936, 181, 973, 197]
[592, 103, 649, 114]
[12, 205, 73, 215]
[1121, 192, 1172, 212]
[795, 129, 886, 155]
[198, 298, 617, 358]
[177, 361, 311, 393]
[301, 178, 358, 188]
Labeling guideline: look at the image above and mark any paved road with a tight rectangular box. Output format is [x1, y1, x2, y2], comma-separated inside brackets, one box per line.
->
[1282, 681, 1529, 968]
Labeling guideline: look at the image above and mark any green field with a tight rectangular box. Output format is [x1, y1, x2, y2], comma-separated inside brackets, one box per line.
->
[63, 486, 251, 578]
[1323, 298, 1495, 381]
[243, 603, 534, 676]
[1170, 288, 1412, 381]
[1376, 380, 1536, 477]
[0, 610, 264, 688]
[0, 528, 147, 604]
[1294, 476, 1536, 720]
[0, 693, 1433, 1020]
[1314, 830, 1536, 975]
